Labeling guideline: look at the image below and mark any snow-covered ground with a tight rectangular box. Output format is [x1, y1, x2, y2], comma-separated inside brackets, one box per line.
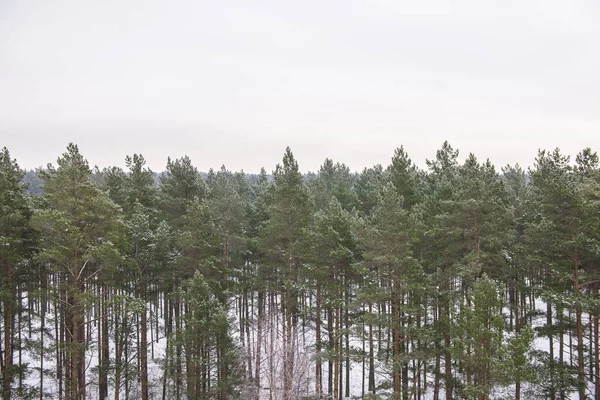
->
[12, 291, 595, 399]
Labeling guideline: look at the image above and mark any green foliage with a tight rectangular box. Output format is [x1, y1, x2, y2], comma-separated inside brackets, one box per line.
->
[387, 145, 420, 209]
[355, 164, 386, 216]
[261, 147, 312, 283]
[498, 325, 537, 386]
[0, 146, 35, 284]
[179, 271, 241, 398]
[159, 155, 207, 224]
[453, 275, 505, 399]
[178, 197, 220, 283]
[34, 143, 122, 276]
[309, 158, 358, 212]
[3, 142, 600, 400]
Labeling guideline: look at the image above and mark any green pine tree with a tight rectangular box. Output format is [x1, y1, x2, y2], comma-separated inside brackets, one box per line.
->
[33, 143, 121, 400]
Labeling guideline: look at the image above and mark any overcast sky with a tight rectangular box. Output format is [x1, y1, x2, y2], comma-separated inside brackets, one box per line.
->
[1, 0, 599, 173]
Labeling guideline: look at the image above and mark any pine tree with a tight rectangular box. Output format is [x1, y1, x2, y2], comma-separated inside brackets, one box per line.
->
[206, 165, 247, 301]
[529, 148, 590, 399]
[0, 147, 35, 399]
[159, 155, 207, 226]
[261, 147, 312, 400]
[360, 183, 427, 400]
[206, 166, 249, 394]
[102, 166, 128, 209]
[309, 158, 358, 212]
[457, 154, 509, 281]
[34, 143, 121, 400]
[501, 163, 538, 399]
[574, 148, 600, 398]
[305, 198, 361, 399]
[123, 153, 158, 400]
[453, 275, 504, 400]
[499, 324, 537, 400]
[245, 168, 272, 394]
[180, 271, 240, 399]
[387, 145, 420, 209]
[422, 141, 461, 400]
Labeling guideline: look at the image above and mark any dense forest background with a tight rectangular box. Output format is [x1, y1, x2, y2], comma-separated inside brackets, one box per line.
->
[1, 142, 599, 400]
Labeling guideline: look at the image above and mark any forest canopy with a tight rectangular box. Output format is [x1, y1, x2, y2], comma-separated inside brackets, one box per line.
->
[0, 142, 599, 400]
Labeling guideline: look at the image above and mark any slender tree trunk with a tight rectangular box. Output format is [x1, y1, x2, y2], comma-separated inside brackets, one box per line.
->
[219, 335, 229, 400]
[393, 280, 401, 399]
[402, 296, 409, 400]
[114, 294, 123, 400]
[594, 305, 599, 400]
[345, 287, 350, 399]
[368, 303, 375, 394]
[186, 302, 195, 400]
[245, 287, 252, 382]
[333, 304, 339, 400]
[442, 266, 453, 400]
[175, 292, 182, 400]
[2, 263, 15, 400]
[573, 255, 586, 400]
[71, 258, 80, 400]
[362, 313, 366, 398]
[333, 265, 340, 400]
[328, 307, 334, 395]
[315, 284, 322, 398]
[140, 278, 149, 400]
[514, 283, 522, 400]
[547, 301, 555, 400]
[162, 297, 171, 400]
[57, 276, 64, 400]
[284, 280, 294, 400]
[255, 290, 263, 397]
[515, 289, 521, 400]
[17, 289, 22, 393]
[99, 285, 109, 400]
[40, 274, 46, 400]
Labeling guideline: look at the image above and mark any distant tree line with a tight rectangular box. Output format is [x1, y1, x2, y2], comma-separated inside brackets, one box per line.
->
[0, 142, 599, 399]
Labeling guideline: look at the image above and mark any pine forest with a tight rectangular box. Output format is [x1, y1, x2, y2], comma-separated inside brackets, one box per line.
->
[1, 141, 600, 400]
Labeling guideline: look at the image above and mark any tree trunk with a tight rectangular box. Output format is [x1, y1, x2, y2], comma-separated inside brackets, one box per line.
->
[255, 290, 263, 397]
[99, 285, 109, 400]
[345, 288, 350, 399]
[283, 282, 294, 400]
[442, 266, 453, 400]
[368, 303, 375, 394]
[140, 279, 149, 400]
[594, 307, 599, 400]
[393, 283, 401, 399]
[315, 284, 322, 397]
[547, 301, 555, 400]
[71, 257, 84, 400]
[175, 292, 182, 400]
[574, 256, 586, 400]
[2, 263, 15, 400]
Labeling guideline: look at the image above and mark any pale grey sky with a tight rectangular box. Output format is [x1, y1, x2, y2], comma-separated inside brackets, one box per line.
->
[1, 0, 599, 173]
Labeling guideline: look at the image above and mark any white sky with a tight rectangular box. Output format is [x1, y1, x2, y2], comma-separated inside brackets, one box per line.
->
[1, 0, 599, 173]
